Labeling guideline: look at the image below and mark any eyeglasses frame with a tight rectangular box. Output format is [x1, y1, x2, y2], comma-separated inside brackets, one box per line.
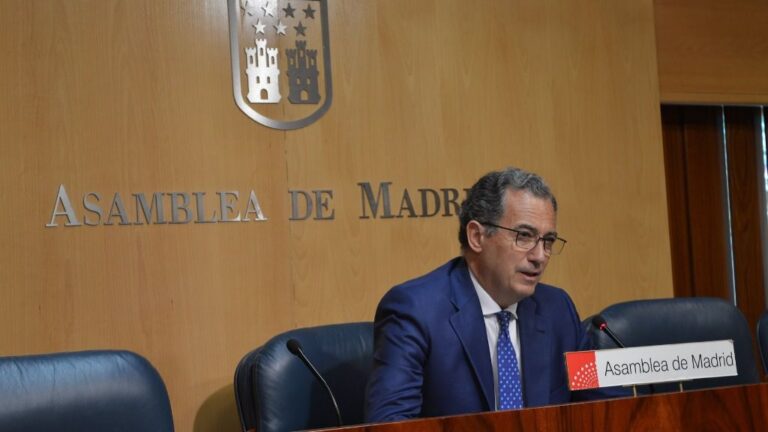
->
[477, 221, 567, 255]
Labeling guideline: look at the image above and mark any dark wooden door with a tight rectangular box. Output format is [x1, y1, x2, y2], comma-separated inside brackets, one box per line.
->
[661, 105, 767, 335]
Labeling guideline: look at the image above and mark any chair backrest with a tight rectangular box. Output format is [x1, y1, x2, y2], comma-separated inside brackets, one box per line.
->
[757, 310, 768, 375]
[234, 322, 374, 432]
[587, 297, 759, 392]
[0, 350, 174, 432]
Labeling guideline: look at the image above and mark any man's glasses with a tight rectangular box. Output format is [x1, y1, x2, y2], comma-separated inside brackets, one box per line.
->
[479, 222, 567, 255]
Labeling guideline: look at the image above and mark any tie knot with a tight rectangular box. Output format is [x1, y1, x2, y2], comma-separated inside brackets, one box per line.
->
[496, 311, 512, 329]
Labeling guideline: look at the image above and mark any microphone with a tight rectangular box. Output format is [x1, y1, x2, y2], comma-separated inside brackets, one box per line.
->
[591, 315, 655, 395]
[286, 339, 343, 427]
[591, 315, 626, 348]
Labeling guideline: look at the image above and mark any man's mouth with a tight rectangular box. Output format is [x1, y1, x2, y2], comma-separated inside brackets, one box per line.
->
[520, 270, 540, 279]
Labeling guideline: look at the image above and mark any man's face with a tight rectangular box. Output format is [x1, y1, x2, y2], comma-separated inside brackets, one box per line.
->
[472, 189, 557, 307]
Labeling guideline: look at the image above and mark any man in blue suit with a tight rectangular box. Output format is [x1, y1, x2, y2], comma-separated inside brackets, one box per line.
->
[365, 167, 620, 422]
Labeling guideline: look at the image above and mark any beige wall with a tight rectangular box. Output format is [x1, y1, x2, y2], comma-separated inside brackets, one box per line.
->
[0, 1, 672, 430]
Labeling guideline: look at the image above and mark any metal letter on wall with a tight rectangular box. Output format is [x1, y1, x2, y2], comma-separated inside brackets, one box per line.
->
[228, 0, 333, 130]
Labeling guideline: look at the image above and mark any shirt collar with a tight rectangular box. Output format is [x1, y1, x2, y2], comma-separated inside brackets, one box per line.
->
[468, 269, 518, 318]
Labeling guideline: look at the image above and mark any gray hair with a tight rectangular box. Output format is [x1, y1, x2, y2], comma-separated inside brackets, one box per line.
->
[458, 167, 557, 250]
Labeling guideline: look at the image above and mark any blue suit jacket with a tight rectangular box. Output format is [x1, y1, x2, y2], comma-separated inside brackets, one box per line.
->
[365, 257, 613, 422]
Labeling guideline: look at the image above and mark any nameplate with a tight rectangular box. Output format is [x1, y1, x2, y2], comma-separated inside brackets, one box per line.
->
[565, 340, 737, 390]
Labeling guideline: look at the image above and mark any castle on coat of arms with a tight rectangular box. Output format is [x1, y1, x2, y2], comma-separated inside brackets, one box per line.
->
[245, 39, 281, 103]
[286, 40, 320, 104]
[244, 38, 321, 105]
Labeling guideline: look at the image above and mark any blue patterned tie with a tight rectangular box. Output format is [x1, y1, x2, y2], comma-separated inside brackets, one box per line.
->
[496, 311, 523, 410]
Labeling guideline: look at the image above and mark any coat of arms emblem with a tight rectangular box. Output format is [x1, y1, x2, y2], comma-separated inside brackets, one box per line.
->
[228, 0, 332, 129]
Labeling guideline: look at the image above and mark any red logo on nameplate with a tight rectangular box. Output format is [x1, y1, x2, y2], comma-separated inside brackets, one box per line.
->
[227, 0, 333, 130]
[565, 351, 599, 390]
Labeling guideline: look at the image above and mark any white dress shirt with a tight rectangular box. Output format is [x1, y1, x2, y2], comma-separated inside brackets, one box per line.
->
[469, 270, 523, 410]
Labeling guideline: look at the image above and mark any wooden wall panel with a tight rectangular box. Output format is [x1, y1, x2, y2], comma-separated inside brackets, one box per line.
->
[0, 2, 291, 431]
[285, 0, 673, 325]
[655, 0, 768, 103]
[725, 106, 767, 329]
[0, 1, 672, 430]
[662, 106, 695, 296]
[662, 105, 767, 335]
[662, 106, 731, 299]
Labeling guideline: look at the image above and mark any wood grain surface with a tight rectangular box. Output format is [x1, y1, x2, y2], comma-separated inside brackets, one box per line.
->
[329, 384, 768, 432]
[0, 1, 672, 430]
[655, 0, 768, 103]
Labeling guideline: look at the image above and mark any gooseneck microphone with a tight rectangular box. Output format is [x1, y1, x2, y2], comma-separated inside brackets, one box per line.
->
[591, 315, 626, 348]
[592, 315, 654, 396]
[286, 338, 343, 427]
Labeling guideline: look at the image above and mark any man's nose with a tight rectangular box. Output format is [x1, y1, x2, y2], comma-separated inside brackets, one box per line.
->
[527, 239, 548, 263]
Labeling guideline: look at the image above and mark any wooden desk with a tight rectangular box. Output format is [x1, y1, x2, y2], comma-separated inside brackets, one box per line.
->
[324, 383, 768, 431]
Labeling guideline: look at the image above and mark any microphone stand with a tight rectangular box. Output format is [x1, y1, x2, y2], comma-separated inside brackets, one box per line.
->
[592, 315, 641, 397]
[286, 339, 343, 427]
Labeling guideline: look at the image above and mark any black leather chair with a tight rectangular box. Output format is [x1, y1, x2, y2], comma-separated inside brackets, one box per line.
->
[0, 350, 174, 432]
[587, 297, 760, 393]
[234, 322, 373, 432]
[757, 310, 768, 375]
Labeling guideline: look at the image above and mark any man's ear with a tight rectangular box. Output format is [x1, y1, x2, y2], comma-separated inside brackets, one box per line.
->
[466, 220, 485, 253]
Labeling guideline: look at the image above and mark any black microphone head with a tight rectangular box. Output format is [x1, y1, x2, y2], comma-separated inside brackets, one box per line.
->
[591, 315, 607, 329]
[591, 314, 626, 348]
[286, 338, 302, 355]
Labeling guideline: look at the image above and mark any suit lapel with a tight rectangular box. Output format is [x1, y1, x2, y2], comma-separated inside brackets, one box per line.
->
[448, 261, 494, 411]
[517, 295, 551, 407]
